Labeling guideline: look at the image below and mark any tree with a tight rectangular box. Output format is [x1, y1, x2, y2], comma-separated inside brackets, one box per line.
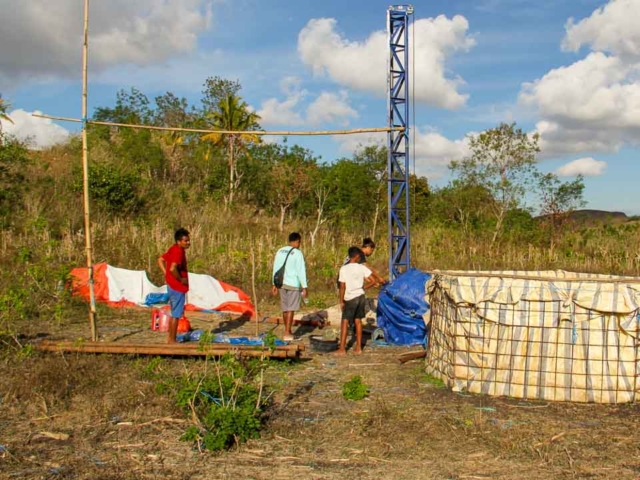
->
[536, 172, 586, 246]
[0, 95, 13, 140]
[201, 76, 242, 114]
[266, 145, 316, 231]
[450, 122, 540, 245]
[429, 180, 494, 234]
[94, 88, 153, 126]
[202, 94, 261, 206]
[0, 135, 29, 219]
[353, 145, 387, 239]
[238, 142, 280, 208]
[309, 165, 337, 246]
[92, 89, 166, 179]
[321, 158, 380, 229]
[409, 174, 431, 225]
[154, 92, 194, 180]
[73, 163, 143, 216]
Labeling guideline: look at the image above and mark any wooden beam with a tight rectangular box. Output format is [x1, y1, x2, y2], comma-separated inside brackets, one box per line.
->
[398, 350, 427, 364]
[37, 340, 304, 359]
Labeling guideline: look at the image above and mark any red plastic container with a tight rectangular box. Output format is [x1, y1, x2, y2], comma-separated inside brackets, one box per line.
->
[151, 307, 171, 332]
[151, 307, 191, 333]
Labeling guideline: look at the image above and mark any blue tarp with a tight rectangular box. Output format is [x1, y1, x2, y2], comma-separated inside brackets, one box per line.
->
[177, 329, 287, 346]
[144, 292, 169, 306]
[376, 268, 431, 346]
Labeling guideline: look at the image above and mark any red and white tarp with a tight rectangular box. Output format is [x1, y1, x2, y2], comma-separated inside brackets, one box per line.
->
[71, 263, 255, 317]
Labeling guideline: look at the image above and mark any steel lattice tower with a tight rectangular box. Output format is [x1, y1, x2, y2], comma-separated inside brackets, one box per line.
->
[387, 5, 413, 280]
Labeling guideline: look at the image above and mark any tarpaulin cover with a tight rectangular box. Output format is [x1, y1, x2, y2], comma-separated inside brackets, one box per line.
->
[70, 263, 255, 317]
[376, 268, 431, 346]
[426, 270, 640, 403]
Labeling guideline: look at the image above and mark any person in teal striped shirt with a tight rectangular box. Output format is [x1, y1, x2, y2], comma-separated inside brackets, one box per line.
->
[271, 232, 308, 341]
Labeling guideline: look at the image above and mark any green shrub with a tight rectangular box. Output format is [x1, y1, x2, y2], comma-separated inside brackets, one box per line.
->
[342, 375, 369, 401]
[157, 354, 269, 451]
[0, 134, 30, 220]
[73, 163, 142, 215]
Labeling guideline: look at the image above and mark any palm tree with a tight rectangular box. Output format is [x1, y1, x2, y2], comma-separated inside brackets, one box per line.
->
[202, 94, 261, 206]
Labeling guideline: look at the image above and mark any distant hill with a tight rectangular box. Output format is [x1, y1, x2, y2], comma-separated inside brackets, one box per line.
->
[568, 210, 628, 224]
[536, 209, 629, 225]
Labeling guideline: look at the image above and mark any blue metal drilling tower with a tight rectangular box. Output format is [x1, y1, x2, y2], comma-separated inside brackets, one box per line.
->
[387, 5, 413, 281]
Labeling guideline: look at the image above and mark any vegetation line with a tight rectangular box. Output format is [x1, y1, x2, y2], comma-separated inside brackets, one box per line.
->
[32, 113, 404, 136]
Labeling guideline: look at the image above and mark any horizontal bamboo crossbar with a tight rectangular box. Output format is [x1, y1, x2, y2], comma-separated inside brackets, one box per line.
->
[33, 113, 404, 136]
[37, 340, 304, 359]
[432, 270, 640, 284]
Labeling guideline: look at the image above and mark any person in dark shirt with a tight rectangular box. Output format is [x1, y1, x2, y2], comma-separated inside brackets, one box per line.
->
[340, 238, 386, 286]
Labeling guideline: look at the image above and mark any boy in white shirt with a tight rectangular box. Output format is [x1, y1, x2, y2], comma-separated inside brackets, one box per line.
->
[337, 246, 376, 355]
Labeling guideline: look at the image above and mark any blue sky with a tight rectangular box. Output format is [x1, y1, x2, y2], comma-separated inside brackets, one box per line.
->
[2, 0, 639, 214]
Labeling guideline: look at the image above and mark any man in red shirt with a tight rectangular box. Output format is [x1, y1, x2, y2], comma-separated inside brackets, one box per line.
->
[158, 228, 190, 343]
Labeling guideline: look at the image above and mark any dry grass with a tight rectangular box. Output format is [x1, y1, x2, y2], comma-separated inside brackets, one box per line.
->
[3, 147, 640, 478]
[2, 333, 640, 480]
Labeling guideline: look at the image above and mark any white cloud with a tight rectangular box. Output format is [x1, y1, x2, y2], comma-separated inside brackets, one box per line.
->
[563, 0, 640, 59]
[1, 110, 71, 149]
[333, 131, 386, 154]
[518, 0, 640, 159]
[0, 0, 213, 88]
[257, 97, 305, 126]
[411, 129, 471, 178]
[414, 129, 471, 169]
[556, 157, 608, 177]
[520, 53, 640, 128]
[297, 16, 475, 109]
[306, 91, 358, 126]
[257, 76, 306, 126]
[257, 78, 358, 127]
[531, 120, 626, 158]
[334, 127, 470, 178]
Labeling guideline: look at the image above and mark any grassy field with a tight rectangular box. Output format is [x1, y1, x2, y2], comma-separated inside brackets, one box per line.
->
[3, 143, 640, 479]
[2, 325, 640, 479]
[4, 195, 640, 339]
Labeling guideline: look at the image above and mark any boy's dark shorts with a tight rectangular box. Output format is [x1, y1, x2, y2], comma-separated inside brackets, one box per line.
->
[342, 294, 366, 326]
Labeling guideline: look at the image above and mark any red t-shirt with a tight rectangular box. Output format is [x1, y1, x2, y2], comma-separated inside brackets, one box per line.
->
[162, 244, 189, 293]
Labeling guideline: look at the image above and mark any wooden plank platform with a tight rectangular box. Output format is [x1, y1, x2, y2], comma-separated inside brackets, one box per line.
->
[36, 340, 305, 359]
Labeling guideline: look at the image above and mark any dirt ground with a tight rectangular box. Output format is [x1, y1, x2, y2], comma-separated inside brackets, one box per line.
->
[2, 304, 640, 479]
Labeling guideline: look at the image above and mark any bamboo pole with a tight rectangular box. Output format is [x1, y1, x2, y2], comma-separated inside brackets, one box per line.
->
[81, 0, 97, 341]
[250, 242, 259, 336]
[36, 340, 304, 359]
[38, 340, 304, 351]
[31, 113, 404, 136]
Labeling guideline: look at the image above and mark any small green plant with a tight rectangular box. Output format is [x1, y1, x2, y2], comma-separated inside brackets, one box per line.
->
[423, 373, 446, 389]
[157, 354, 270, 451]
[262, 328, 278, 352]
[197, 330, 215, 351]
[17, 343, 34, 360]
[140, 356, 164, 379]
[342, 375, 369, 401]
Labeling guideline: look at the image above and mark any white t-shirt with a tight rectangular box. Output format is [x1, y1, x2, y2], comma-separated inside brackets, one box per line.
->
[338, 263, 372, 301]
